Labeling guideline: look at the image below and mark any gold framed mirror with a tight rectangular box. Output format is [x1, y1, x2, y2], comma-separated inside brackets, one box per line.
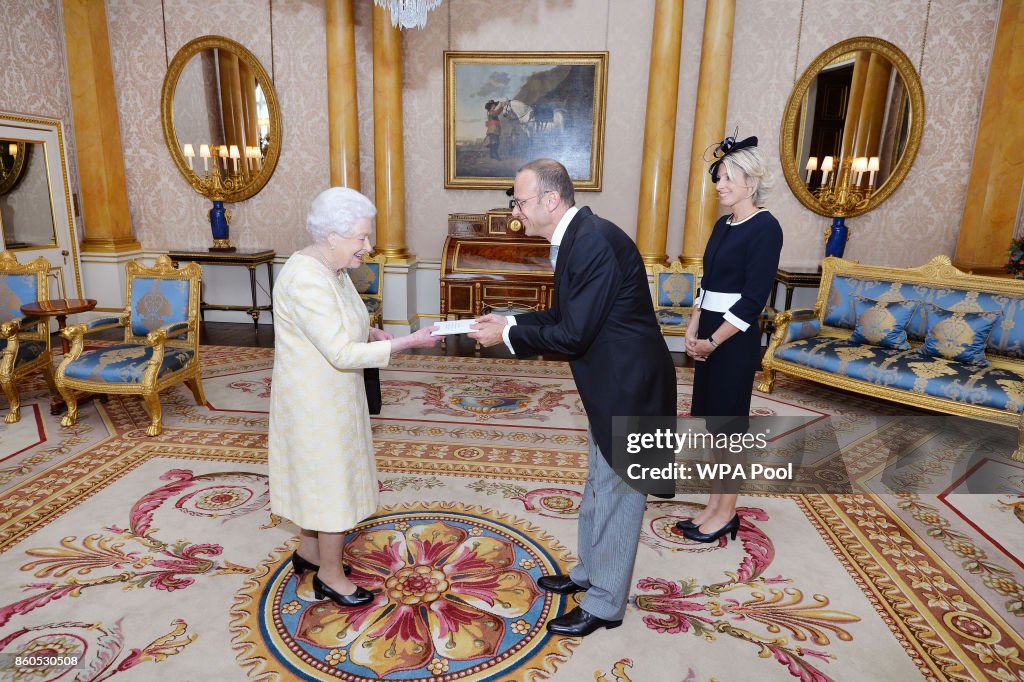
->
[0, 140, 27, 195]
[780, 37, 924, 218]
[160, 35, 281, 203]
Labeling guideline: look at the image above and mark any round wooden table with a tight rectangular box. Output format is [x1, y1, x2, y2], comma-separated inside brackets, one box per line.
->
[20, 298, 98, 355]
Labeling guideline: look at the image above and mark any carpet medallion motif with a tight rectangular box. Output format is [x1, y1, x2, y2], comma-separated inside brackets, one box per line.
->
[232, 503, 575, 680]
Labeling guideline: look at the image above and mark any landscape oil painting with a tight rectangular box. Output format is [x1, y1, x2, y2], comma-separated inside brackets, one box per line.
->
[444, 51, 608, 191]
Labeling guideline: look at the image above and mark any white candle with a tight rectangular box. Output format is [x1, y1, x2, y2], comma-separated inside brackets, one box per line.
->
[229, 145, 240, 172]
[199, 144, 211, 172]
[182, 143, 195, 170]
[805, 156, 818, 183]
[8, 143, 16, 157]
[820, 156, 834, 187]
[867, 156, 880, 186]
[218, 145, 229, 171]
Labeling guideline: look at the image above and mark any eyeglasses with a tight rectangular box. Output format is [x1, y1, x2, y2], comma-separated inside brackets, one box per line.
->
[508, 190, 553, 212]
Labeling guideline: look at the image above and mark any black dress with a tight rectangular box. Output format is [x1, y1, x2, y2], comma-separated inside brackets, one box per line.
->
[691, 210, 783, 434]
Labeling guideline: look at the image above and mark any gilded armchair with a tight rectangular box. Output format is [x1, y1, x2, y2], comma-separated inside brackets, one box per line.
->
[56, 255, 204, 436]
[350, 252, 386, 328]
[0, 251, 59, 423]
[651, 261, 701, 336]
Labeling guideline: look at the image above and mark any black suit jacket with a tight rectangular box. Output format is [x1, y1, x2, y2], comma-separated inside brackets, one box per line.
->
[509, 207, 676, 470]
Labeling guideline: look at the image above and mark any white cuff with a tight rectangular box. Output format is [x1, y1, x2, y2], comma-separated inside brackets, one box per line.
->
[723, 310, 750, 332]
[501, 315, 517, 354]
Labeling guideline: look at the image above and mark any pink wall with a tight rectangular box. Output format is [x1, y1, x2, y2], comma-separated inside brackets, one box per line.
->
[0, 0, 1000, 270]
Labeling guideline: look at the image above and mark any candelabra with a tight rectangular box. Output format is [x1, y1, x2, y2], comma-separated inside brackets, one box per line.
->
[181, 143, 265, 251]
[804, 154, 880, 258]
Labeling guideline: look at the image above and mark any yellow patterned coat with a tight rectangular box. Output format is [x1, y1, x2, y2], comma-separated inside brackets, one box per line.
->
[268, 253, 391, 531]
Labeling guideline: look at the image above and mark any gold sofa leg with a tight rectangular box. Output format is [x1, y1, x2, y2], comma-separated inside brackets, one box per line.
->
[1015, 414, 1024, 463]
[756, 367, 776, 393]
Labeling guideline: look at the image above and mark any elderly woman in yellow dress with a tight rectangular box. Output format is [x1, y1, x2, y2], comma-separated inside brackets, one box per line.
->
[268, 187, 439, 607]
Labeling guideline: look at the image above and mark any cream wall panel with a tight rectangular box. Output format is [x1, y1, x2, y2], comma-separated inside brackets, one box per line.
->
[2, 0, 1003, 288]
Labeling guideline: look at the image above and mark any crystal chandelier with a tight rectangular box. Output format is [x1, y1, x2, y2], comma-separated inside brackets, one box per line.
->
[374, 0, 443, 29]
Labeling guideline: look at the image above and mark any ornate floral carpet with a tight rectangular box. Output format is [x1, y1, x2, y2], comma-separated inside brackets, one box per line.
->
[0, 347, 1022, 681]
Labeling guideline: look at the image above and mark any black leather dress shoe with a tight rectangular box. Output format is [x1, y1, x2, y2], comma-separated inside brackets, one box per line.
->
[547, 606, 622, 637]
[291, 551, 351, 576]
[537, 574, 587, 594]
[312, 574, 374, 607]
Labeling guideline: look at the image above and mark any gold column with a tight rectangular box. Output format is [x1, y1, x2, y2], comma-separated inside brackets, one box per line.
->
[372, 3, 410, 261]
[62, 0, 140, 252]
[839, 52, 869, 161]
[955, 0, 1024, 272]
[854, 53, 891, 158]
[680, 0, 735, 264]
[326, 0, 361, 190]
[636, 0, 684, 266]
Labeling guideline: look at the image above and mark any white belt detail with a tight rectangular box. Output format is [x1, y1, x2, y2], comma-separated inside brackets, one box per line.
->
[695, 290, 741, 312]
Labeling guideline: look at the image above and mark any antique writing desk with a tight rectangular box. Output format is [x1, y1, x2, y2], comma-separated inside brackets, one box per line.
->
[440, 209, 554, 319]
[167, 249, 275, 329]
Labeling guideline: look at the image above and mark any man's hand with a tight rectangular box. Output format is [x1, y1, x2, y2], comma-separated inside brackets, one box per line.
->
[469, 314, 509, 348]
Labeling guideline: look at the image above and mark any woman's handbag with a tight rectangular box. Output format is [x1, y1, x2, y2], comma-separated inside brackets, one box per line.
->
[364, 367, 382, 414]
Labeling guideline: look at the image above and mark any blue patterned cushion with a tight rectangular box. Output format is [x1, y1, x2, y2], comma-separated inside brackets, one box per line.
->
[0, 273, 39, 321]
[783, 318, 820, 344]
[351, 263, 381, 296]
[63, 344, 194, 383]
[656, 309, 689, 326]
[848, 296, 918, 350]
[919, 304, 1001, 367]
[775, 337, 1024, 413]
[657, 272, 696, 308]
[0, 339, 45, 366]
[130, 278, 190, 336]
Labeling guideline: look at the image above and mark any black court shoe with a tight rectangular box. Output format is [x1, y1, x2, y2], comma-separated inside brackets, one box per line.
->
[673, 518, 698, 531]
[291, 551, 351, 576]
[682, 514, 740, 543]
[312, 574, 374, 607]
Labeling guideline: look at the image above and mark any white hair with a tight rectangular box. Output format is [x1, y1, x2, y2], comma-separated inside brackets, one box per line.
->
[722, 147, 775, 206]
[306, 187, 376, 243]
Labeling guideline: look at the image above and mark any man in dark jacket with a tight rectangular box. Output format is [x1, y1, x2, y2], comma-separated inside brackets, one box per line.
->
[471, 158, 676, 637]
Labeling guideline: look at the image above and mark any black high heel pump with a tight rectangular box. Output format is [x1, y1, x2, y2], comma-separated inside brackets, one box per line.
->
[674, 518, 698, 531]
[682, 514, 740, 543]
[312, 574, 374, 607]
[291, 551, 351, 575]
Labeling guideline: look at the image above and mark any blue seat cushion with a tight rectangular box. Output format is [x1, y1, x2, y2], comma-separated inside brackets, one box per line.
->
[0, 339, 46, 366]
[63, 344, 194, 383]
[656, 309, 689, 326]
[775, 336, 1024, 413]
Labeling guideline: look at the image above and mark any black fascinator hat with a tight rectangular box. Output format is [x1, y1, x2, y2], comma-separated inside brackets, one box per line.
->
[707, 134, 758, 183]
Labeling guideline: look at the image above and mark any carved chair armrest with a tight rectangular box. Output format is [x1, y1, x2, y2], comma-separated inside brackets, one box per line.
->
[774, 307, 821, 344]
[145, 320, 192, 346]
[0, 315, 43, 338]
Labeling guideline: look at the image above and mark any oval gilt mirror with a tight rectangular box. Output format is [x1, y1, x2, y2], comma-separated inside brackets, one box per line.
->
[160, 35, 281, 203]
[780, 37, 924, 218]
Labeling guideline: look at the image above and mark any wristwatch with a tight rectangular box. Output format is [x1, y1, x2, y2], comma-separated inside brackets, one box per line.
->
[707, 337, 719, 349]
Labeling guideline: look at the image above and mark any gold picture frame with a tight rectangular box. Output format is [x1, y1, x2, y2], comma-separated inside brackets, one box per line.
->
[444, 51, 608, 191]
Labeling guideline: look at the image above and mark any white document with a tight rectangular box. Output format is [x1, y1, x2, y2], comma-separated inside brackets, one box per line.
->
[430, 318, 478, 336]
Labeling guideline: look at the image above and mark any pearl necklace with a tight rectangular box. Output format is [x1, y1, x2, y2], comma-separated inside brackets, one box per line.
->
[311, 245, 341, 277]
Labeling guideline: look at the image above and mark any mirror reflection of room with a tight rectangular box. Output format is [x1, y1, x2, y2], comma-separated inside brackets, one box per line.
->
[0, 139, 58, 249]
[173, 47, 270, 182]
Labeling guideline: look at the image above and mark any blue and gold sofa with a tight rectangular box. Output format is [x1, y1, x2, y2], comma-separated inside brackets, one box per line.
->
[759, 255, 1024, 461]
